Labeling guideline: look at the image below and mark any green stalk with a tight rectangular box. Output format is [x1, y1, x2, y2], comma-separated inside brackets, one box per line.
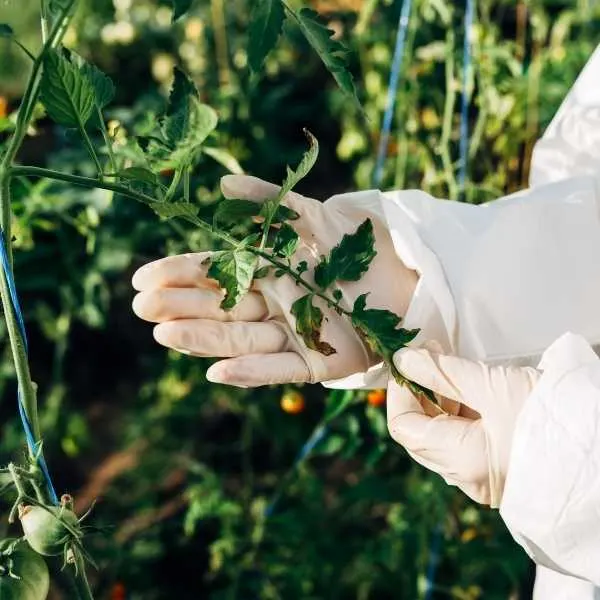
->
[11, 166, 435, 407]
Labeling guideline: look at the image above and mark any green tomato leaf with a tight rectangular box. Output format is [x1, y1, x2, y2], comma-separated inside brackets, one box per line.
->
[202, 147, 244, 174]
[351, 293, 419, 360]
[273, 223, 299, 258]
[290, 294, 336, 356]
[296, 260, 309, 275]
[208, 250, 258, 310]
[81, 62, 115, 109]
[0, 24, 14, 38]
[119, 167, 159, 186]
[294, 8, 359, 104]
[254, 266, 272, 279]
[248, 0, 286, 72]
[40, 49, 95, 128]
[171, 0, 194, 22]
[260, 130, 318, 225]
[214, 198, 299, 224]
[314, 218, 376, 289]
[280, 129, 319, 198]
[163, 68, 200, 146]
[149, 201, 199, 220]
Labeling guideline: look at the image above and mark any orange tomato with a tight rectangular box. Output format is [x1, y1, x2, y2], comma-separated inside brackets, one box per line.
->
[111, 582, 127, 600]
[367, 389, 386, 407]
[280, 390, 305, 414]
[0, 97, 7, 119]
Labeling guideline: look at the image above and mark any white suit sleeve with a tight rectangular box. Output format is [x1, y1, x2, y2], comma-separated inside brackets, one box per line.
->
[499, 333, 600, 587]
[324, 45, 600, 390]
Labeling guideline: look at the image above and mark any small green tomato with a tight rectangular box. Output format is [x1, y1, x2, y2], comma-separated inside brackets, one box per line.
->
[0, 539, 49, 600]
[19, 501, 80, 557]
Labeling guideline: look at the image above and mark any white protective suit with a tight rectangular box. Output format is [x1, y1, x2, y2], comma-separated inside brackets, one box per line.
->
[328, 44, 600, 597]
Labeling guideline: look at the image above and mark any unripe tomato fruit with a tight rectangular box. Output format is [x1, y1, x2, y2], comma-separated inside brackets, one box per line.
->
[367, 389, 386, 407]
[0, 539, 49, 600]
[280, 390, 305, 414]
[19, 505, 80, 557]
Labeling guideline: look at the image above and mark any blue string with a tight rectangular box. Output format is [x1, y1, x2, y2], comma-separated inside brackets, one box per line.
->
[264, 424, 328, 518]
[458, 0, 475, 193]
[373, 0, 413, 188]
[0, 231, 58, 505]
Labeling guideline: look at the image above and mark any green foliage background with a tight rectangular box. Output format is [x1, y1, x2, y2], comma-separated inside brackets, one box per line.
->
[0, 0, 598, 598]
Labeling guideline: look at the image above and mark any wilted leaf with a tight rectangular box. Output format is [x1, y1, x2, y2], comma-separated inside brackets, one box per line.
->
[294, 8, 358, 104]
[40, 49, 95, 128]
[314, 218, 376, 289]
[351, 293, 418, 359]
[208, 250, 258, 309]
[273, 223, 299, 257]
[290, 294, 336, 356]
[163, 68, 199, 145]
[248, 0, 286, 71]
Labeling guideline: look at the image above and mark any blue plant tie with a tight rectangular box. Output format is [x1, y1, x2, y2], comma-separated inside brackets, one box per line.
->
[424, 522, 443, 600]
[458, 0, 475, 193]
[373, 0, 413, 188]
[0, 230, 58, 505]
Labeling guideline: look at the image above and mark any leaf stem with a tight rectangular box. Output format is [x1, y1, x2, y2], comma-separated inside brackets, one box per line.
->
[80, 126, 103, 176]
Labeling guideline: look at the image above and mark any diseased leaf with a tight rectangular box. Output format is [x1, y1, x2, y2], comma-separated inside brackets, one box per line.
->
[314, 218, 376, 289]
[294, 8, 358, 103]
[351, 293, 419, 360]
[149, 201, 199, 220]
[171, 0, 194, 22]
[208, 250, 258, 310]
[248, 0, 286, 71]
[40, 49, 95, 128]
[0, 24, 14, 37]
[273, 223, 299, 258]
[290, 294, 336, 356]
[202, 147, 244, 174]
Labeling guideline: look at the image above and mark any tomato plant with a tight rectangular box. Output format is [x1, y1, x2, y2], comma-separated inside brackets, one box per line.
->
[0, 540, 49, 600]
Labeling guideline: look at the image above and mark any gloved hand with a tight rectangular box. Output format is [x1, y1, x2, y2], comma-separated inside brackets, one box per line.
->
[387, 348, 540, 507]
[132, 174, 418, 387]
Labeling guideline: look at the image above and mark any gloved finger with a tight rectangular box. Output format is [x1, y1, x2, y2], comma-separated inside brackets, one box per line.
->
[220, 174, 324, 232]
[132, 288, 268, 323]
[153, 319, 288, 357]
[387, 380, 488, 486]
[393, 348, 486, 413]
[132, 252, 215, 291]
[206, 352, 311, 387]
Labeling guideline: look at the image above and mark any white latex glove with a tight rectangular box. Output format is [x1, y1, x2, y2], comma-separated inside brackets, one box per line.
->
[132, 174, 418, 387]
[387, 347, 540, 507]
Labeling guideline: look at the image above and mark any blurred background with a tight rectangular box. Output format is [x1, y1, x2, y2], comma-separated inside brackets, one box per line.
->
[0, 0, 599, 598]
